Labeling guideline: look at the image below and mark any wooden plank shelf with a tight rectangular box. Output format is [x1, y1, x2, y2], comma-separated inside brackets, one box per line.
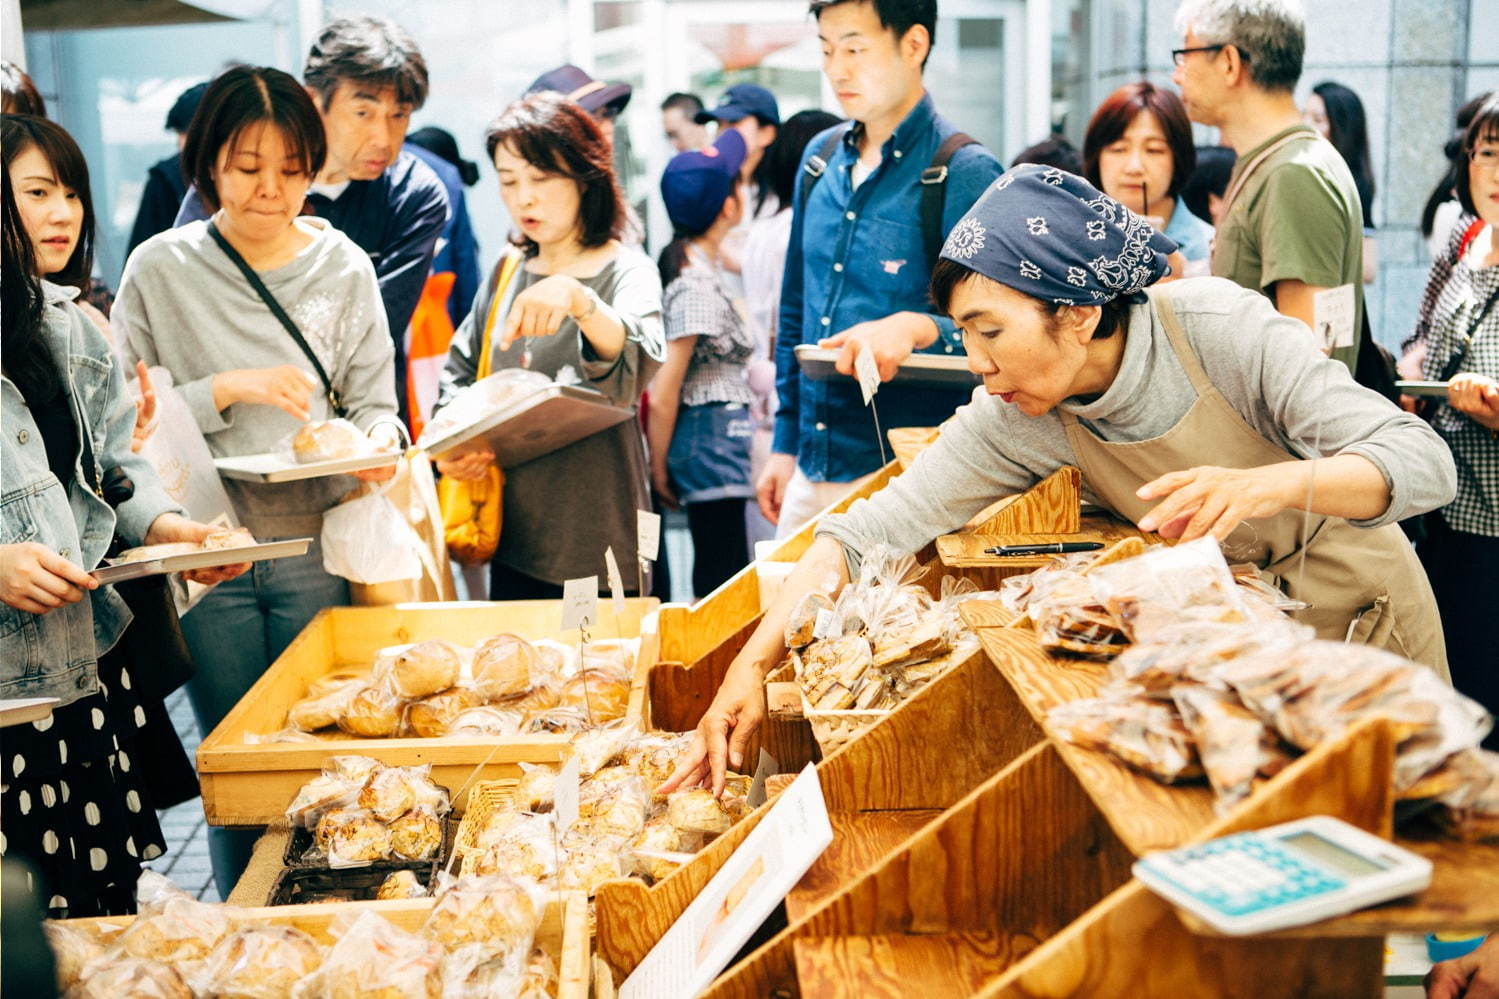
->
[794, 931, 1036, 999]
[787, 810, 943, 921]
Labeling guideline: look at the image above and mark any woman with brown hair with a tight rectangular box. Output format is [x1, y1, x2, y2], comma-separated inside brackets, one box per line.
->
[1083, 82, 1214, 267]
[434, 93, 663, 599]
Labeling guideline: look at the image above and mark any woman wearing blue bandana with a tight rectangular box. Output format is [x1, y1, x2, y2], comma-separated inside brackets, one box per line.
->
[663, 165, 1456, 797]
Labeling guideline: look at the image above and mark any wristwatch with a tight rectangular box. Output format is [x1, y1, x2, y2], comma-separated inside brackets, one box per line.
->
[572, 287, 602, 323]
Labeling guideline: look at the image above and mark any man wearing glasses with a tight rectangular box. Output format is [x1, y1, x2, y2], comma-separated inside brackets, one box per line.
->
[1173, 0, 1366, 373]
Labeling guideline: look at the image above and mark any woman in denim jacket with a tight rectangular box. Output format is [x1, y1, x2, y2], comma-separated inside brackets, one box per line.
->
[1, 114, 243, 916]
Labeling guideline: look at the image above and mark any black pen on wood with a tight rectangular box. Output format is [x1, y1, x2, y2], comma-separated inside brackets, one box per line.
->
[984, 541, 1105, 557]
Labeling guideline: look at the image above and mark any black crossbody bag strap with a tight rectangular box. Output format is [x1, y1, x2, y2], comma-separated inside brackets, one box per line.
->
[206, 221, 346, 417]
[919, 131, 978, 271]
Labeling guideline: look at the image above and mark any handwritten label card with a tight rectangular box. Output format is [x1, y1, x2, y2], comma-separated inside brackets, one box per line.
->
[636, 510, 662, 562]
[604, 546, 626, 616]
[560, 576, 599, 632]
[854, 346, 881, 405]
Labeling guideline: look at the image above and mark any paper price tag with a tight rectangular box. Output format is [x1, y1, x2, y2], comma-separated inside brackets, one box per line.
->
[636, 509, 662, 562]
[747, 748, 780, 808]
[561, 576, 599, 631]
[604, 546, 626, 616]
[854, 346, 881, 405]
[554, 753, 581, 833]
[812, 608, 837, 641]
[1313, 284, 1356, 352]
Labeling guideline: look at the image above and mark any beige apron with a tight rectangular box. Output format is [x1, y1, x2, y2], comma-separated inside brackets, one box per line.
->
[1058, 287, 1448, 677]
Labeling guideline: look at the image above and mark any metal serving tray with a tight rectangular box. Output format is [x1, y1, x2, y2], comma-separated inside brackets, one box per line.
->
[794, 344, 980, 388]
[92, 538, 312, 585]
[214, 451, 400, 484]
[420, 384, 635, 467]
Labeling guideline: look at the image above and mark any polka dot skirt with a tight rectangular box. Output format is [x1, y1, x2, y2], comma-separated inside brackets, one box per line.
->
[1, 649, 168, 919]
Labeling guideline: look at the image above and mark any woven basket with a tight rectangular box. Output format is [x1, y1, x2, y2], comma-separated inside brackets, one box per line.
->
[452, 778, 517, 866]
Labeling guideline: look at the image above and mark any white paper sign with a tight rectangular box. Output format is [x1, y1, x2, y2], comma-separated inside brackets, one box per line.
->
[812, 608, 837, 641]
[854, 346, 881, 405]
[604, 546, 627, 616]
[554, 753, 581, 833]
[636, 509, 662, 562]
[1313, 284, 1356, 352]
[560, 575, 599, 631]
[619, 764, 833, 999]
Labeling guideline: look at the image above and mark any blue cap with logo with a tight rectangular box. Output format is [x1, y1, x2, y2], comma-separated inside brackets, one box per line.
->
[660, 129, 748, 234]
[694, 84, 780, 127]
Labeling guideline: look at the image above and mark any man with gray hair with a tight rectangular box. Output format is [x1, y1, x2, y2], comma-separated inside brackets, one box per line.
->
[1173, 0, 1366, 372]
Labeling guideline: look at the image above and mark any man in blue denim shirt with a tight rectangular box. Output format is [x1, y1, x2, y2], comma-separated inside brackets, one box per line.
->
[760, 0, 1002, 534]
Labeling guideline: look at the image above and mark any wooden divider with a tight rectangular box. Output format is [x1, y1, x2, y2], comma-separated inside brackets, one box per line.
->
[593, 645, 1045, 981]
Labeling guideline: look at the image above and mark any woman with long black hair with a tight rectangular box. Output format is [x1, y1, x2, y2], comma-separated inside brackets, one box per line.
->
[2, 114, 243, 916]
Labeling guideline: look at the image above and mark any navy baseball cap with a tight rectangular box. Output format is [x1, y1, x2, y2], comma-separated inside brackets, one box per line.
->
[525, 64, 631, 116]
[694, 84, 780, 127]
[660, 128, 747, 233]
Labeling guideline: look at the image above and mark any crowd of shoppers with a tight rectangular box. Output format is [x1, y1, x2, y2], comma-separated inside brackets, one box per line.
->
[2, 12, 1495, 979]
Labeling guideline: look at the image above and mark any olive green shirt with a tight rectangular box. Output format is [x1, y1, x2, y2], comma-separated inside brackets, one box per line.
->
[1211, 125, 1365, 371]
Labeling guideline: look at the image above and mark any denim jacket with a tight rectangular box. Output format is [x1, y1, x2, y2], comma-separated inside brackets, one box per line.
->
[774, 93, 1003, 481]
[1, 282, 182, 706]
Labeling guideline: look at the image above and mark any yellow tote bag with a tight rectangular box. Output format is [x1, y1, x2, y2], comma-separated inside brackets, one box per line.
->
[440, 250, 522, 566]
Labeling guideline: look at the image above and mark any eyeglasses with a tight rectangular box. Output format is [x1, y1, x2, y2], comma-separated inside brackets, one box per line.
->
[1172, 44, 1233, 66]
[1470, 146, 1499, 167]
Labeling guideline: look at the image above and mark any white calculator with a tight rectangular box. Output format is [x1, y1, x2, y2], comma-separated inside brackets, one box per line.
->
[1133, 815, 1432, 935]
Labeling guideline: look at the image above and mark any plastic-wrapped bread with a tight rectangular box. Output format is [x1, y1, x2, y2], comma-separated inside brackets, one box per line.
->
[66, 957, 192, 999]
[629, 818, 697, 881]
[784, 591, 834, 649]
[291, 418, 365, 463]
[315, 807, 394, 866]
[1172, 683, 1291, 809]
[518, 950, 560, 999]
[405, 686, 481, 738]
[306, 671, 368, 699]
[580, 642, 634, 679]
[576, 775, 650, 839]
[1107, 620, 1312, 695]
[421, 873, 545, 963]
[1436, 748, 1499, 841]
[472, 634, 538, 701]
[284, 774, 362, 830]
[1048, 693, 1203, 783]
[525, 705, 593, 735]
[514, 763, 558, 812]
[558, 835, 629, 895]
[44, 921, 105, 992]
[570, 723, 636, 776]
[288, 678, 364, 732]
[558, 669, 630, 725]
[382, 640, 461, 700]
[337, 684, 404, 738]
[310, 909, 443, 999]
[357, 766, 417, 822]
[196, 925, 322, 999]
[326, 755, 384, 783]
[116, 872, 233, 965]
[389, 806, 443, 861]
[376, 869, 428, 900]
[1086, 538, 1250, 643]
[470, 813, 559, 881]
[447, 705, 526, 737]
[666, 788, 742, 837]
[621, 731, 694, 790]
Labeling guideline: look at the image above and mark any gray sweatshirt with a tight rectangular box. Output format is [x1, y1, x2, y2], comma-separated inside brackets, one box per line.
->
[819, 277, 1457, 565]
[438, 245, 664, 585]
[115, 218, 399, 537]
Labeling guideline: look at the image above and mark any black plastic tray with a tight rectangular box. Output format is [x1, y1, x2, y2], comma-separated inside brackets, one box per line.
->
[267, 860, 441, 905]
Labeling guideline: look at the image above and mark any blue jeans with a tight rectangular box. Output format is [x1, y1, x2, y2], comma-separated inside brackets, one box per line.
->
[179, 537, 349, 894]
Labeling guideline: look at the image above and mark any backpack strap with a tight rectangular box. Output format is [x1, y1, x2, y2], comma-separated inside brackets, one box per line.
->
[798, 127, 849, 209]
[920, 131, 979, 270]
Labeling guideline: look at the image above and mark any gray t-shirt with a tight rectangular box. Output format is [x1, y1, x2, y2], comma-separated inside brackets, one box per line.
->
[115, 217, 399, 538]
[818, 277, 1456, 567]
[437, 245, 664, 585]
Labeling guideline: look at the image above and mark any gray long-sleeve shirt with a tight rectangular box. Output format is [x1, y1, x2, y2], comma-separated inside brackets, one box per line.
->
[437, 245, 664, 585]
[115, 218, 399, 537]
[818, 277, 1457, 565]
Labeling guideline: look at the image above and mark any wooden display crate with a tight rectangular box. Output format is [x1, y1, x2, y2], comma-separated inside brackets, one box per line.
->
[61, 892, 590, 999]
[594, 642, 1045, 981]
[656, 460, 901, 667]
[196, 599, 659, 826]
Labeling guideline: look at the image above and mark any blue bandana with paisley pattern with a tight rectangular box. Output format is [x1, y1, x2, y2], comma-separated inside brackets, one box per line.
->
[939, 164, 1178, 305]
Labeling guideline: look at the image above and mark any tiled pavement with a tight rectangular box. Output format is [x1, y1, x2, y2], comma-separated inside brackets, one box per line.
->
[152, 514, 697, 902]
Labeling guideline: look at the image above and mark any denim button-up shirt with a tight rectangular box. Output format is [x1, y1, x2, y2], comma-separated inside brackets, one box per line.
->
[773, 93, 1003, 481]
[1, 282, 182, 706]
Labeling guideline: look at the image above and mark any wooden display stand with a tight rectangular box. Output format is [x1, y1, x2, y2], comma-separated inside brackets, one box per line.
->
[595, 605, 1499, 997]
[195, 599, 658, 825]
[61, 892, 592, 999]
[594, 642, 1045, 981]
[656, 460, 901, 668]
